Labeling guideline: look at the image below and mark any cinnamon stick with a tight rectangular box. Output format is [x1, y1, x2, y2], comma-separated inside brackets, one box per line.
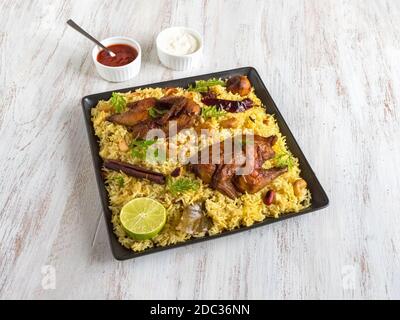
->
[104, 160, 166, 185]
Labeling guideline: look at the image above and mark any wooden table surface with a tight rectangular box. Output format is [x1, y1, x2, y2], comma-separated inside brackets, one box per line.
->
[1, 0, 399, 300]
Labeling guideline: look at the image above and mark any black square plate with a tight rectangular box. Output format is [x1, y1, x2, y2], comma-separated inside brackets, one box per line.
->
[82, 66, 329, 260]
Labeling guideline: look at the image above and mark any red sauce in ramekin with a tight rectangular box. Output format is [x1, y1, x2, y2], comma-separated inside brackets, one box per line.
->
[97, 44, 138, 67]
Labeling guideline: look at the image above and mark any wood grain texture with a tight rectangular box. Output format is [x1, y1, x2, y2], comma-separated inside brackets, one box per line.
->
[1, 0, 399, 299]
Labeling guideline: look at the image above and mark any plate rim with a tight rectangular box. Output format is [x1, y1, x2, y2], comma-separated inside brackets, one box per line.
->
[81, 66, 329, 260]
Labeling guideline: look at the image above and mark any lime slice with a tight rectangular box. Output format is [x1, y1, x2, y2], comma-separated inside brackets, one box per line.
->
[120, 197, 166, 240]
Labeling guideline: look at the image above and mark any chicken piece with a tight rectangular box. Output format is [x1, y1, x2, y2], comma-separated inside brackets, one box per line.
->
[157, 96, 186, 115]
[128, 97, 185, 138]
[184, 98, 201, 115]
[107, 98, 157, 126]
[107, 109, 145, 127]
[191, 134, 283, 199]
[189, 139, 219, 185]
[156, 96, 200, 134]
[157, 96, 200, 124]
[170, 114, 197, 132]
[226, 75, 252, 96]
[208, 138, 244, 198]
[233, 135, 283, 193]
[191, 163, 215, 184]
[190, 136, 236, 198]
[128, 97, 159, 111]
[129, 120, 159, 139]
[234, 167, 288, 194]
[252, 135, 278, 165]
[107, 96, 201, 138]
[211, 164, 241, 199]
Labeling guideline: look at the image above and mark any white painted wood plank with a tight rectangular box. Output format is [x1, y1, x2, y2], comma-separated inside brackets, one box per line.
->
[0, 0, 399, 299]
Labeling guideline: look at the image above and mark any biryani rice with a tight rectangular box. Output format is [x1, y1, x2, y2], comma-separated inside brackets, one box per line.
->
[92, 84, 311, 252]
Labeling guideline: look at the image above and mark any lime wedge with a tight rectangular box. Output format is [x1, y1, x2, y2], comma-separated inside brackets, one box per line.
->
[120, 198, 166, 240]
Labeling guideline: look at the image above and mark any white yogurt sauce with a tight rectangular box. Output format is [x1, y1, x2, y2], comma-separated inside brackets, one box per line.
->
[161, 30, 199, 55]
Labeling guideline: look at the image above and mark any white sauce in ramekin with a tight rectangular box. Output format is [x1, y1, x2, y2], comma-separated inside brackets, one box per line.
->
[160, 29, 199, 56]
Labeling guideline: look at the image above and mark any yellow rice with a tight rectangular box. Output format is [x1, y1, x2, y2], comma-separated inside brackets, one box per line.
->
[91, 84, 311, 252]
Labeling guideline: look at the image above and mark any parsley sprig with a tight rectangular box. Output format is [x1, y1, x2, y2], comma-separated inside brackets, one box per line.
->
[108, 175, 124, 187]
[115, 176, 124, 187]
[110, 92, 127, 113]
[274, 152, 295, 169]
[188, 78, 226, 92]
[130, 139, 157, 160]
[201, 105, 227, 119]
[167, 177, 200, 195]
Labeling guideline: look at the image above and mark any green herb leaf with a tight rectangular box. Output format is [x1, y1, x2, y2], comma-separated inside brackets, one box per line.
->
[188, 78, 226, 92]
[116, 176, 124, 187]
[148, 107, 168, 118]
[167, 177, 200, 195]
[274, 152, 295, 169]
[110, 92, 127, 113]
[109, 175, 124, 187]
[130, 139, 157, 160]
[201, 105, 227, 119]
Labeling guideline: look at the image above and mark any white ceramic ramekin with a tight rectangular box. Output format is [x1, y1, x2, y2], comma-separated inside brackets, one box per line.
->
[92, 36, 141, 82]
[156, 27, 203, 71]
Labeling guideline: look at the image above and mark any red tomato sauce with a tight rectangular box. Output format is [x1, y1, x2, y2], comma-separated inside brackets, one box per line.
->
[97, 44, 138, 67]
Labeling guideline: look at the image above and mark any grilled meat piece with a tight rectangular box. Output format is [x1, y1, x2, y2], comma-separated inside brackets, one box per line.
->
[107, 98, 157, 126]
[253, 135, 278, 166]
[129, 120, 159, 139]
[191, 134, 286, 198]
[156, 96, 187, 117]
[233, 166, 288, 194]
[128, 97, 159, 111]
[107, 96, 200, 138]
[156, 96, 200, 132]
[191, 163, 216, 185]
[211, 163, 241, 199]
